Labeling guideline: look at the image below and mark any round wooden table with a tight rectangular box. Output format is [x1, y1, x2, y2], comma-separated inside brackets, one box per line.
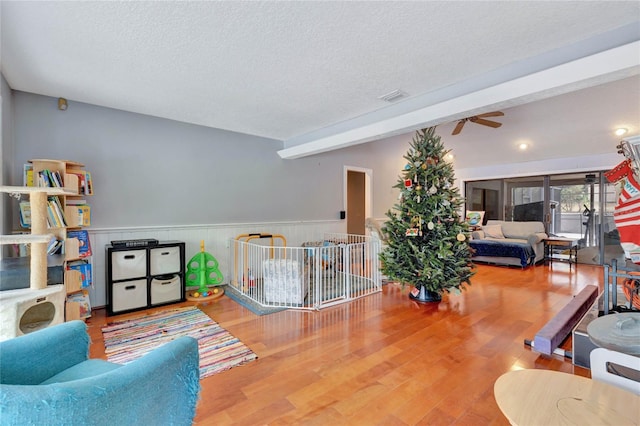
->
[494, 369, 640, 425]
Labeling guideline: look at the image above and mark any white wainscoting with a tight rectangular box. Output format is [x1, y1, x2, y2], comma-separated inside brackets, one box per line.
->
[88, 220, 346, 308]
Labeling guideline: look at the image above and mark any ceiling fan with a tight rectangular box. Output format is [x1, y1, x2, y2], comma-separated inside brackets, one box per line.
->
[452, 111, 504, 135]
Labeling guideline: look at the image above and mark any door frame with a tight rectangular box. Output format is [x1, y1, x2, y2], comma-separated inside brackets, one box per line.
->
[343, 166, 372, 234]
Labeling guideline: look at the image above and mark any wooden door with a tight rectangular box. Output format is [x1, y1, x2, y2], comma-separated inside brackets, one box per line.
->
[347, 170, 366, 235]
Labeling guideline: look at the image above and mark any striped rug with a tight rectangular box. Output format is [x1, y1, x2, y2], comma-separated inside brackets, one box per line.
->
[101, 306, 257, 379]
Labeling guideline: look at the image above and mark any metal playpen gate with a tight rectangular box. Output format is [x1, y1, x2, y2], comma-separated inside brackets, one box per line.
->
[230, 233, 381, 310]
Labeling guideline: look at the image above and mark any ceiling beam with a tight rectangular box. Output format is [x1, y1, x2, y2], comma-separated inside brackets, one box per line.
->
[278, 41, 640, 160]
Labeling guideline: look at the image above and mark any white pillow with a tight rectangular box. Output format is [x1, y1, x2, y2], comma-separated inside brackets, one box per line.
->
[483, 225, 505, 239]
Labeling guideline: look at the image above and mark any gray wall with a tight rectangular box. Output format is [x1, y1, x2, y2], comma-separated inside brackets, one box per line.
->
[1, 74, 13, 186]
[1, 74, 14, 256]
[8, 91, 410, 230]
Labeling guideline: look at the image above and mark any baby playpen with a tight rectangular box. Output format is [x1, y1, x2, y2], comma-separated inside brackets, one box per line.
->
[230, 233, 381, 310]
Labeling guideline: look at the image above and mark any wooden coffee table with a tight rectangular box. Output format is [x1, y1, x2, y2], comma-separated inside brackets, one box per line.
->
[544, 237, 578, 269]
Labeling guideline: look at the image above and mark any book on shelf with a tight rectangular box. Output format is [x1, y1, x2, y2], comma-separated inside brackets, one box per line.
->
[66, 204, 91, 227]
[46, 203, 60, 228]
[23, 164, 33, 187]
[78, 208, 85, 228]
[67, 291, 91, 319]
[37, 170, 51, 187]
[85, 171, 93, 195]
[68, 171, 93, 195]
[67, 229, 92, 257]
[50, 170, 63, 187]
[36, 169, 65, 188]
[10, 232, 31, 257]
[68, 172, 84, 193]
[19, 202, 31, 228]
[47, 196, 67, 227]
[19, 198, 66, 229]
[13, 241, 30, 257]
[67, 259, 92, 288]
[77, 205, 91, 226]
[47, 237, 63, 255]
[65, 199, 87, 205]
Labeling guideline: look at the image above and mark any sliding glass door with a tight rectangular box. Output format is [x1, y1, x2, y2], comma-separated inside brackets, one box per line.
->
[505, 177, 545, 222]
[466, 181, 502, 222]
[547, 173, 621, 264]
[465, 171, 623, 265]
[548, 173, 594, 241]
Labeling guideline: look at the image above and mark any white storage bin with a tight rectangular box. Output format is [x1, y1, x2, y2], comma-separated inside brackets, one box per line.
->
[151, 275, 182, 305]
[112, 279, 148, 313]
[111, 249, 147, 280]
[150, 246, 181, 275]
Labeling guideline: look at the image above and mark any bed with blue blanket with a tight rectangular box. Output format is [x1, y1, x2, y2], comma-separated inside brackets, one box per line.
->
[469, 239, 536, 268]
[469, 221, 547, 268]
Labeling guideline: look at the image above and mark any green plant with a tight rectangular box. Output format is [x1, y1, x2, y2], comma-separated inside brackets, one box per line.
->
[380, 127, 474, 298]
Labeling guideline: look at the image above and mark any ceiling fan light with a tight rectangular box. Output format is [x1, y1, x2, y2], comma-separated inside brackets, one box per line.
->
[451, 111, 503, 135]
[615, 127, 628, 136]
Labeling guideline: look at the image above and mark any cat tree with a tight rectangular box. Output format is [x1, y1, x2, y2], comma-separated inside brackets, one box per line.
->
[0, 186, 70, 340]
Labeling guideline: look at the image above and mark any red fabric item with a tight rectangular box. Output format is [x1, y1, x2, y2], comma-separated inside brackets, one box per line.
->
[619, 173, 640, 204]
[605, 159, 632, 183]
[615, 196, 640, 246]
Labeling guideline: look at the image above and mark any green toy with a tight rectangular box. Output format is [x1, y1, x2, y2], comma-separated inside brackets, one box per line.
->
[186, 240, 224, 296]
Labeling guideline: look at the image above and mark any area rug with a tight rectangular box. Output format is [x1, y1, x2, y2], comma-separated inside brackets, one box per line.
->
[101, 306, 257, 379]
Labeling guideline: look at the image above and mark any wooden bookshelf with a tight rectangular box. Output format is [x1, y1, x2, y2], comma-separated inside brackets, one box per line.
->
[26, 159, 94, 320]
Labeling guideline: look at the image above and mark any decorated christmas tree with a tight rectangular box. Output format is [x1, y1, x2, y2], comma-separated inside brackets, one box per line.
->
[381, 127, 474, 302]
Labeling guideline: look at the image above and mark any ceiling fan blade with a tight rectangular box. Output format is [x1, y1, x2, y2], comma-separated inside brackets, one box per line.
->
[474, 118, 502, 128]
[452, 120, 466, 135]
[476, 111, 504, 118]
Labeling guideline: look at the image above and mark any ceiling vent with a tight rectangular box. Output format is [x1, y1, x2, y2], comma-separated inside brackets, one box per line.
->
[378, 89, 408, 103]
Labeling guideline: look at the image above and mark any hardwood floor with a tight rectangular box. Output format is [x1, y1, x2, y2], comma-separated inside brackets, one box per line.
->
[86, 262, 602, 425]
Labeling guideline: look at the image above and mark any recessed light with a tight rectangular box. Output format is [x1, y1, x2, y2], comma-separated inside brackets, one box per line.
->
[519, 143, 528, 150]
[615, 128, 628, 136]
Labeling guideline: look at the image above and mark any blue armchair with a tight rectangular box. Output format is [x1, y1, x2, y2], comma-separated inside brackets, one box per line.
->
[0, 320, 200, 425]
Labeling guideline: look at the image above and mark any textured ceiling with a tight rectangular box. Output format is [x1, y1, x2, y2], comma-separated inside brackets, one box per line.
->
[1, 1, 639, 166]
